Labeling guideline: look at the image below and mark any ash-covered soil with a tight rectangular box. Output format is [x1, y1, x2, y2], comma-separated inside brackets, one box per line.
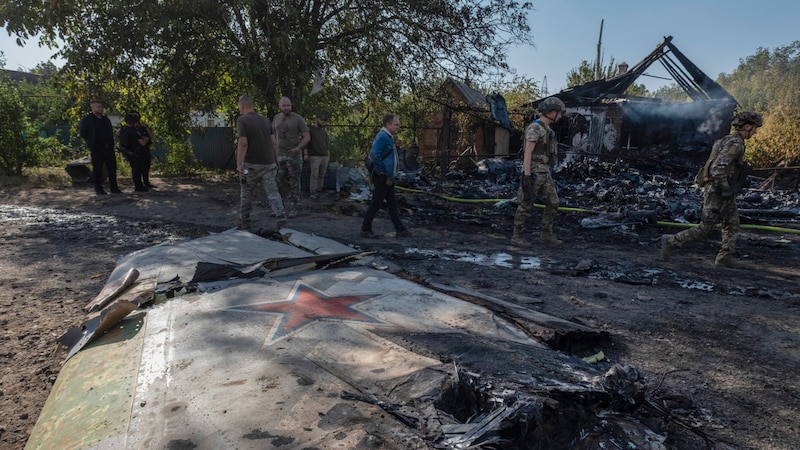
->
[1, 173, 798, 449]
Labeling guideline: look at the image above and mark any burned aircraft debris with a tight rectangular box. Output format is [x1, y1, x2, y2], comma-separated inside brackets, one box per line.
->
[22, 227, 735, 449]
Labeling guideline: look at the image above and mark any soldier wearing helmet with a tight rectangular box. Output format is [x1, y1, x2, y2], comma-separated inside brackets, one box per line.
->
[661, 111, 763, 268]
[511, 96, 566, 248]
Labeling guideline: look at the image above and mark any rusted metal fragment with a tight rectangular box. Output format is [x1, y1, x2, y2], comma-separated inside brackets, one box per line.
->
[84, 267, 139, 312]
[58, 300, 138, 360]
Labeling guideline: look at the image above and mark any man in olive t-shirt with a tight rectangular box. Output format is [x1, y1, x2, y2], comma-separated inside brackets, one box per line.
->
[273, 96, 310, 217]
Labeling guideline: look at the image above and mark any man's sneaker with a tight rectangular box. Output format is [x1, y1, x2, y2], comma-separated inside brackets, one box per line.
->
[510, 236, 532, 248]
[396, 229, 412, 238]
[660, 235, 672, 261]
[360, 230, 376, 238]
[95, 189, 108, 196]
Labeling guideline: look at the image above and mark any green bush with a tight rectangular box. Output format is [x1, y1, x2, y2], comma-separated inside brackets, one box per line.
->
[23, 133, 73, 168]
[0, 79, 29, 175]
[155, 138, 202, 176]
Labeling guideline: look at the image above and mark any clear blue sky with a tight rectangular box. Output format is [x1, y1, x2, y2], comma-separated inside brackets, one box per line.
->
[2, 1, 797, 94]
[507, 1, 799, 93]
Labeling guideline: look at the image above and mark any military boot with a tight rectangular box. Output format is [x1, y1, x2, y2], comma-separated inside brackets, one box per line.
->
[660, 235, 672, 261]
[540, 232, 563, 247]
[510, 234, 532, 248]
[715, 254, 744, 269]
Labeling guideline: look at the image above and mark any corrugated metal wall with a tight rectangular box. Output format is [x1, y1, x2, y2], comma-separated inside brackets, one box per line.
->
[51, 126, 237, 170]
[190, 127, 236, 169]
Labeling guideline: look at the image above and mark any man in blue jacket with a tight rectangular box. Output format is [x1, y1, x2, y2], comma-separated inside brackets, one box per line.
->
[361, 114, 410, 238]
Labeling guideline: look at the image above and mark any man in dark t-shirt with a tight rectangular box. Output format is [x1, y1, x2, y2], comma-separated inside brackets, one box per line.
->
[236, 95, 287, 231]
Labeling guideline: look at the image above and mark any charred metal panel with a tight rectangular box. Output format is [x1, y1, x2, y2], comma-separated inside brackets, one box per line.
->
[558, 106, 610, 155]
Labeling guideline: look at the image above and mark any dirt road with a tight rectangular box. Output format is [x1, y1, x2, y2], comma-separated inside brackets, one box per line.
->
[1, 175, 798, 449]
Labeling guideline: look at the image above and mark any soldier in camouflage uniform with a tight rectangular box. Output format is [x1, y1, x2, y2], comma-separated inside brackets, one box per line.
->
[661, 111, 762, 267]
[511, 97, 565, 248]
[273, 97, 310, 217]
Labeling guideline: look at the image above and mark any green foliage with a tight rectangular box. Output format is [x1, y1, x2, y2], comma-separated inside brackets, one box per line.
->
[0, 75, 30, 175]
[155, 136, 202, 177]
[745, 105, 800, 167]
[566, 60, 598, 88]
[3, 0, 534, 151]
[14, 65, 70, 129]
[566, 57, 622, 87]
[486, 75, 542, 129]
[22, 131, 72, 167]
[718, 41, 800, 167]
[328, 119, 375, 167]
[653, 84, 691, 102]
[625, 83, 648, 97]
[567, 57, 650, 96]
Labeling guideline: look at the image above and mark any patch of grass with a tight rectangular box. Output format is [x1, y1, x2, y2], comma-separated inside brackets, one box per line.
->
[10, 167, 75, 188]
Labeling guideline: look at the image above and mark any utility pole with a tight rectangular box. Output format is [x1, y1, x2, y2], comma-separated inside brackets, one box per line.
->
[595, 19, 604, 80]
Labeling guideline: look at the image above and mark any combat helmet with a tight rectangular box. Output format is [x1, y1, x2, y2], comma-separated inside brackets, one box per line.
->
[538, 96, 566, 114]
[732, 111, 763, 128]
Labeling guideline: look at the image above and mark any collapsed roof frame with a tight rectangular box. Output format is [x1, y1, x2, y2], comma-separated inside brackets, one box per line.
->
[554, 36, 736, 105]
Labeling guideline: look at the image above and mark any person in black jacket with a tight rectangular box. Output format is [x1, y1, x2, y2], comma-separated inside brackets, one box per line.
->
[79, 100, 121, 195]
[119, 112, 151, 192]
[137, 118, 155, 190]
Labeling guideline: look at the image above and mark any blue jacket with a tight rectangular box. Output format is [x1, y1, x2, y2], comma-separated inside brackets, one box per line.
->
[368, 128, 397, 180]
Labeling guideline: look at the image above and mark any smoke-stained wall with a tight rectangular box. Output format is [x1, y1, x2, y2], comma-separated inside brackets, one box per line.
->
[557, 99, 736, 155]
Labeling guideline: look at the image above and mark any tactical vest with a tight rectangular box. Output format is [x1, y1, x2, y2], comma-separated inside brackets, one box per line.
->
[528, 120, 557, 170]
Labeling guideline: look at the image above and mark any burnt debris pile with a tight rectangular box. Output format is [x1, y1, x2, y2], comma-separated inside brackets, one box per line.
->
[393, 155, 800, 229]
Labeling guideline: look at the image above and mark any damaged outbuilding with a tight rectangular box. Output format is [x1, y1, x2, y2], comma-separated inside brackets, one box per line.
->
[420, 77, 520, 173]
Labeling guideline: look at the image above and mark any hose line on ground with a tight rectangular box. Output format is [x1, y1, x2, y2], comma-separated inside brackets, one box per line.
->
[393, 186, 800, 235]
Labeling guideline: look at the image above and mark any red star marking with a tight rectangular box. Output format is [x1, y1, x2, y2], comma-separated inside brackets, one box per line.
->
[228, 281, 380, 340]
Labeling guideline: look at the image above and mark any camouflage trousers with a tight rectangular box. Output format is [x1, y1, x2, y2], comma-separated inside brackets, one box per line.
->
[513, 171, 559, 236]
[277, 154, 302, 213]
[666, 185, 739, 259]
[240, 162, 286, 225]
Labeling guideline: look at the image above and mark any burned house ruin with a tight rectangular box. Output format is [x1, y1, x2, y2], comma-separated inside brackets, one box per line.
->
[418, 36, 736, 177]
[541, 36, 737, 161]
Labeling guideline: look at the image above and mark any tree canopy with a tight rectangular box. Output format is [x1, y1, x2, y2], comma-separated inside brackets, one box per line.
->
[566, 57, 647, 96]
[2, 0, 534, 135]
[718, 41, 800, 167]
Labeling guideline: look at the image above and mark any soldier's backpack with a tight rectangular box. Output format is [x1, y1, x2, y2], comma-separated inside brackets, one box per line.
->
[695, 138, 723, 187]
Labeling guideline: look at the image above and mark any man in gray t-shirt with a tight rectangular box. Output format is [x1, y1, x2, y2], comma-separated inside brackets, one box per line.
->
[273, 96, 310, 217]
